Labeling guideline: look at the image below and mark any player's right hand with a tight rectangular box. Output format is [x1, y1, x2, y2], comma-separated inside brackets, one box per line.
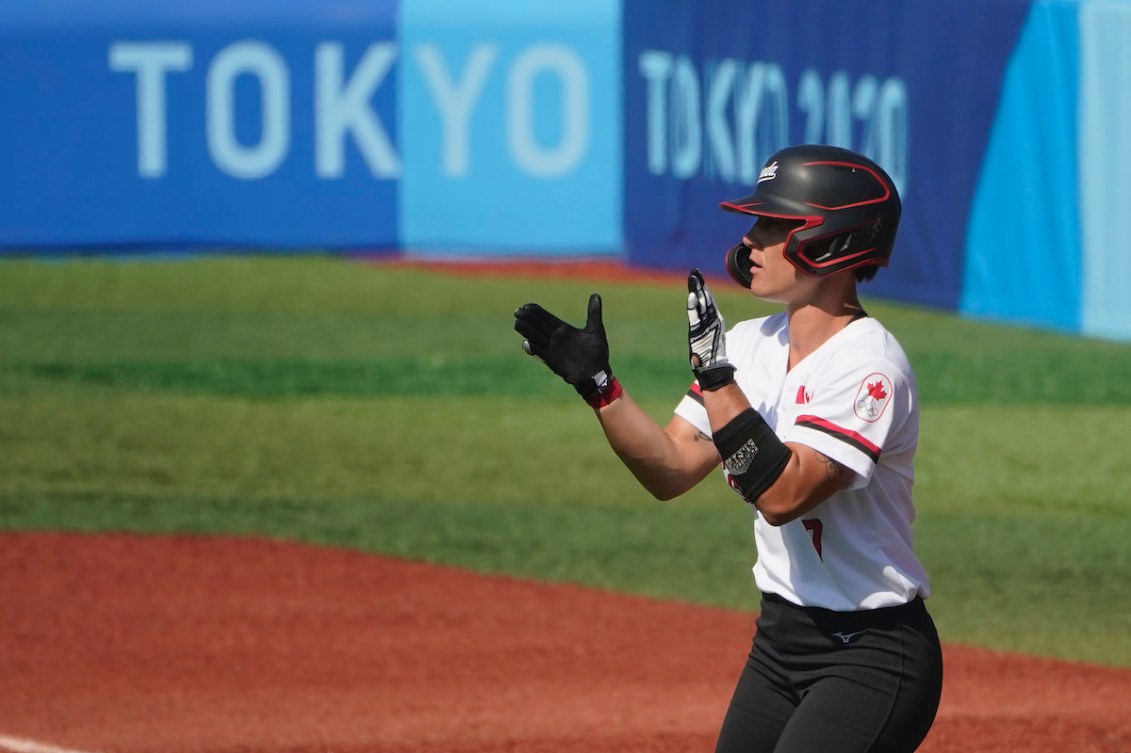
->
[687, 269, 736, 391]
[514, 294, 616, 403]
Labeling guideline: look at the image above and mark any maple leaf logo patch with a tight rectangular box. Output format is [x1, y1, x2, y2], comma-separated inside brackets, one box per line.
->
[854, 373, 893, 423]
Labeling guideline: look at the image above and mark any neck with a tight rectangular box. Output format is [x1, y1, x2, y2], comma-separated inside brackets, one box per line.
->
[785, 286, 865, 369]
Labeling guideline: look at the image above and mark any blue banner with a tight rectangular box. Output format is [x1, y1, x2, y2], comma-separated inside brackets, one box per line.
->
[4, 0, 1131, 339]
[1078, 2, 1131, 340]
[620, 0, 1030, 310]
[0, 0, 400, 249]
[963, 0, 1131, 341]
[399, 0, 622, 255]
[961, 3, 1081, 333]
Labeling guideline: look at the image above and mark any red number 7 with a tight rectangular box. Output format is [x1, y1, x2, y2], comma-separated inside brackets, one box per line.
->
[802, 518, 823, 559]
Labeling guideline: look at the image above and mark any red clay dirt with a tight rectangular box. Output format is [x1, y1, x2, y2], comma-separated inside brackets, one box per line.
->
[0, 532, 1128, 753]
[379, 256, 708, 286]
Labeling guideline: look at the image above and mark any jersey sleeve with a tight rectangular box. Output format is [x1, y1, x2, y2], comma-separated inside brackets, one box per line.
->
[782, 360, 912, 488]
[673, 381, 712, 437]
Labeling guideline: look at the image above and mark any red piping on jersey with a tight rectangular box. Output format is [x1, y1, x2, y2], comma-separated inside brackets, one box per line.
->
[795, 414, 882, 462]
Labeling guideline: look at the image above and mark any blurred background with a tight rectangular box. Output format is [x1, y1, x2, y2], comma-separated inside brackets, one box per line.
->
[1, 0, 1129, 670]
[3, 0, 1130, 338]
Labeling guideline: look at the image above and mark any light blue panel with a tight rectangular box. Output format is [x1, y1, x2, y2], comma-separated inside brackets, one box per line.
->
[961, 2, 1082, 333]
[1079, 1, 1131, 340]
[399, 0, 622, 255]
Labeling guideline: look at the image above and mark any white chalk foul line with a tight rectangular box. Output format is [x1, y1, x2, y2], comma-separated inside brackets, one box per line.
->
[0, 735, 102, 753]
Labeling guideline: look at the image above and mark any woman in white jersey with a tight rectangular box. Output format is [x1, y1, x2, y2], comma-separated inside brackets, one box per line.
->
[514, 144, 942, 753]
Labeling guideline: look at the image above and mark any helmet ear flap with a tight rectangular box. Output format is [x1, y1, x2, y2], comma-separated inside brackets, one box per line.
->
[725, 242, 754, 288]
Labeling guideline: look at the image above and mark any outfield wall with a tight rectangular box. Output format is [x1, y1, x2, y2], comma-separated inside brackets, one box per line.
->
[1, 0, 1129, 340]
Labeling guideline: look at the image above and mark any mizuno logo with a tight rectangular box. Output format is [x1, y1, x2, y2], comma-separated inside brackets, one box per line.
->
[831, 630, 866, 645]
[758, 160, 779, 183]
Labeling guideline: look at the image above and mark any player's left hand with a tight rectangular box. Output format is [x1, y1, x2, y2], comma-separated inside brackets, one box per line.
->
[687, 269, 736, 391]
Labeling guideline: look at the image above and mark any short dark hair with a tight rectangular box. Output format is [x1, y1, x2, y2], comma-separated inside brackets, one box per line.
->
[855, 265, 879, 283]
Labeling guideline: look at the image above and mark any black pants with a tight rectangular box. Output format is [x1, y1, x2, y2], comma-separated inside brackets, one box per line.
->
[714, 594, 943, 753]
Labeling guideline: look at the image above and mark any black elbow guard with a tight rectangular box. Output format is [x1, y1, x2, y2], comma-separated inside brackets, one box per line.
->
[713, 408, 792, 503]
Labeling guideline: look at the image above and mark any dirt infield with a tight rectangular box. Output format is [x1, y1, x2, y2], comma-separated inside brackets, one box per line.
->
[378, 256, 701, 286]
[1, 533, 1129, 753]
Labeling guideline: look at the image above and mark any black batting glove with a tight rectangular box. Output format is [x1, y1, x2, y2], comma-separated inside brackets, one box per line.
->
[687, 269, 736, 391]
[514, 293, 622, 407]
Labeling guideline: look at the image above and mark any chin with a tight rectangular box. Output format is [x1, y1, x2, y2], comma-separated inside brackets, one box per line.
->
[749, 286, 786, 304]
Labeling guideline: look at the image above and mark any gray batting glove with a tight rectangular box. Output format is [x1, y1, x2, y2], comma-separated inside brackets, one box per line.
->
[687, 269, 736, 391]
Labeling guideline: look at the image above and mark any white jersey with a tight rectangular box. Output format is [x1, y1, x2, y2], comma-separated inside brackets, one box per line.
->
[675, 312, 930, 612]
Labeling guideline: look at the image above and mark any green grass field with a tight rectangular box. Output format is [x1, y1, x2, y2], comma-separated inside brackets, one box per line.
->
[1, 255, 1128, 667]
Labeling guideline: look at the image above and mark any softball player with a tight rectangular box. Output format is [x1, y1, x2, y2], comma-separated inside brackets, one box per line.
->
[514, 144, 942, 753]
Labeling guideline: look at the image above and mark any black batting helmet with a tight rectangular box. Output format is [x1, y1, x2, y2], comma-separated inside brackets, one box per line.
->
[720, 144, 901, 284]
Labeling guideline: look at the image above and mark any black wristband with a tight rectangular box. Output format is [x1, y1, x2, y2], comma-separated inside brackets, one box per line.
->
[694, 363, 736, 391]
[712, 408, 792, 503]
